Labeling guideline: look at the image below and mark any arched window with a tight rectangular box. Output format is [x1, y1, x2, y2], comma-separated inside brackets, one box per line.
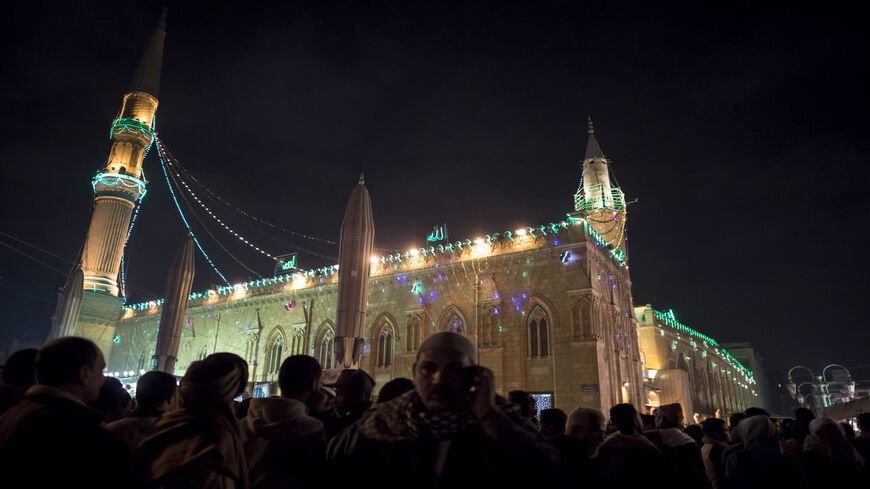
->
[198, 344, 209, 361]
[573, 301, 593, 339]
[406, 316, 422, 351]
[446, 313, 464, 334]
[288, 329, 304, 355]
[244, 335, 258, 365]
[318, 330, 335, 369]
[267, 333, 284, 378]
[377, 328, 393, 367]
[528, 306, 550, 358]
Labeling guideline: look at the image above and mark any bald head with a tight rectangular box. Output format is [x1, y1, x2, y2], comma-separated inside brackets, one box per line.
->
[417, 331, 476, 364]
[567, 407, 605, 453]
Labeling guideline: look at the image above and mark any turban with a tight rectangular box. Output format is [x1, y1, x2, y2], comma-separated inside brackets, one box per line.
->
[179, 352, 248, 409]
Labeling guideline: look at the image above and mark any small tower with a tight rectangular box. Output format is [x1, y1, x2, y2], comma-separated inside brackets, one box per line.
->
[572, 117, 627, 251]
[81, 12, 166, 295]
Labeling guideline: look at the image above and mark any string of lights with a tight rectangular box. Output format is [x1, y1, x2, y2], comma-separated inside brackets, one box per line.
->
[119, 197, 144, 297]
[156, 138, 340, 247]
[164, 156, 264, 278]
[161, 151, 279, 262]
[156, 138, 231, 286]
[158, 138, 340, 262]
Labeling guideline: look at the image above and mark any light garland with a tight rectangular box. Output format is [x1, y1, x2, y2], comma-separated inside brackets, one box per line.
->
[92, 172, 147, 197]
[652, 308, 755, 383]
[118, 196, 144, 297]
[158, 138, 342, 261]
[110, 118, 155, 145]
[166, 161, 277, 261]
[165, 160, 264, 277]
[162, 143, 341, 247]
[157, 138, 230, 286]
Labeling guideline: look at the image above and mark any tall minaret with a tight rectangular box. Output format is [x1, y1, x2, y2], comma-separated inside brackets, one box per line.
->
[572, 117, 627, 250]
[81, 12, 166, 296]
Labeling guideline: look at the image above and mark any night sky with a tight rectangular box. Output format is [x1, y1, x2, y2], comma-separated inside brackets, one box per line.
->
[2, 2, 869, 383]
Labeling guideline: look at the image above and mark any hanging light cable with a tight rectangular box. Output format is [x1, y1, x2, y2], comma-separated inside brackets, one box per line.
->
[157, 138, 339, 246]
[165, 156, 264, 278]
[158, 138, 339, 261]
[157, 138, 230, 286]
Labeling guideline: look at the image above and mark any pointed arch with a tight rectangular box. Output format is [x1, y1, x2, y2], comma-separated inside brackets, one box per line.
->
[571, 296, 595, 339]
[371, 314, 396, 368]
[406, 314, 422, 351]
[243, 334, 258, 366]
[528, 305, 551, 358]
[264, 326, 286, 381]
[438, 305, 467, 335]
[314, 320, 336, 369]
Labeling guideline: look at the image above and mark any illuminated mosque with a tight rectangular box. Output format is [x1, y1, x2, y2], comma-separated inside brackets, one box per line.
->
[56, 15, 758, 419]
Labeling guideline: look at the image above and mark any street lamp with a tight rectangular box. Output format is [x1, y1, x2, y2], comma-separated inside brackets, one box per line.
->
[787, 364, 854, 416]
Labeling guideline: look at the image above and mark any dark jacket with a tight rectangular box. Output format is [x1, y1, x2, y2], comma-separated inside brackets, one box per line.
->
[645, 428, 710, 489]
[106, 407, 165, 454]
[0, 386, 131, 489]
[320, 401, 371, 440]
[597, 433, 666, 489]
[243, 397, 326, 489]
[0, 384, 25, 414]
[548, 434, 597, 489]
[328, 402, 558, 489]
[134, 405, 247, 489]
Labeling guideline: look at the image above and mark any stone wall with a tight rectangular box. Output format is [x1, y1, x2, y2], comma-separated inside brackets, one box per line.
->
[107, 220, 644, 414]
[635, 305, 759, 419]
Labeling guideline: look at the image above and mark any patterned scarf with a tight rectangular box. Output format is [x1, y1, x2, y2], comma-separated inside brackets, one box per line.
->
[358, 390, 523, 443]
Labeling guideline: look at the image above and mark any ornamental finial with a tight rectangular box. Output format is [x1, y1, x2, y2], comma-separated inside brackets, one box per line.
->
[359, 172, 365, 185]
[587, 116, 594, 135]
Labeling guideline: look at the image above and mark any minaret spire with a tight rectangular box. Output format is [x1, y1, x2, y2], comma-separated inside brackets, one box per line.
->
[584, 116, 605, 160]
[130, 8, 167, 97]
[572, 117, 628, 251]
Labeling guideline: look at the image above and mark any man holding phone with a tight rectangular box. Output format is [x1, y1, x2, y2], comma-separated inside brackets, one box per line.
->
[328, 332, 558, 488]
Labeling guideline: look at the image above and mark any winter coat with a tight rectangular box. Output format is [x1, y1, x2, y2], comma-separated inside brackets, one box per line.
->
[597, 433, 666, 489]
[0, 385, 131, 489]
[701, 439, 729, 489]
[134, 404, 248, 489]
[107, 408, 164, 454]
[242, 397, 326, 489]
[327, 391, 558, 489]
[0, 384, 24, 415]
[645, 428, 710, 489]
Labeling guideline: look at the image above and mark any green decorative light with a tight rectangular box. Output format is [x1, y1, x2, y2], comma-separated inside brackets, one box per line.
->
[653, 309, 755, 378]
[110, 118, 155, 144]
[92, 172, 147, 198]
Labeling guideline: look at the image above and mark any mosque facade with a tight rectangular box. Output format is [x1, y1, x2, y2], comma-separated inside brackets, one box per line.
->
[65, 15, 757, 419]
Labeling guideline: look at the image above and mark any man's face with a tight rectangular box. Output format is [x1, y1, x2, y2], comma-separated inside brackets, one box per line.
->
[81, 352, 106, 404]
[572, 414, 605, 446]
[334, 385, 370, 413]
[413, 349, 473, 413]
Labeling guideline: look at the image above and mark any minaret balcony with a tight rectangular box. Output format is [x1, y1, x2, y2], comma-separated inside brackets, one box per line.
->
[574, 185, 626, 212]
[92, 172, 147, 202]
[110, 118, 155, 147]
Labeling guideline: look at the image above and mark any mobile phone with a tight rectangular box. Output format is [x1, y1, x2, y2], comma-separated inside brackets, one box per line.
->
[461, 366, 478, 392]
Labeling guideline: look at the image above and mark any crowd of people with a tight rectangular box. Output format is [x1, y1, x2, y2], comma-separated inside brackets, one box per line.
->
[0, 333, 867, 488]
